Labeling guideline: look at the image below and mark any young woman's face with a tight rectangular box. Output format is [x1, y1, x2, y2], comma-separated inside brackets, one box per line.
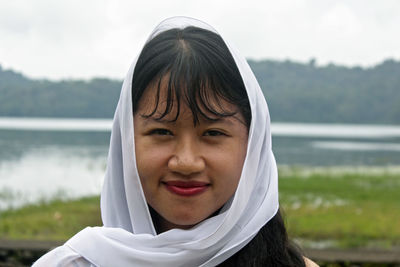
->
[134, 80, 249, 232]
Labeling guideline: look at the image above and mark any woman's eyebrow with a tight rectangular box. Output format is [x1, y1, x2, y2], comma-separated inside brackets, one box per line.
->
[138, 114, 239, 126]
[139, 115, 177, 125]
[201, 116, 236, 126]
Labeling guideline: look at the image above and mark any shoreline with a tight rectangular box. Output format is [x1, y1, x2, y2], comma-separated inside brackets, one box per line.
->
[1, 170, 399, 250]
[1, 165, 399, 211]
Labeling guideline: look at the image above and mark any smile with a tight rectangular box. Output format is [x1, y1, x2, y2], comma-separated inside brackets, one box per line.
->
[163, 181, 210, 197]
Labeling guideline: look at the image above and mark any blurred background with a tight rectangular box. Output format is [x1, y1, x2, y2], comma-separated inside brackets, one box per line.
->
[1, 0, 399, 266]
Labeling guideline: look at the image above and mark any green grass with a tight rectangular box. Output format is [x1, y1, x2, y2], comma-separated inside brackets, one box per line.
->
[0, 196, 101, 240]
[0, 167, 399, 249]
[279, 167, 400, 248]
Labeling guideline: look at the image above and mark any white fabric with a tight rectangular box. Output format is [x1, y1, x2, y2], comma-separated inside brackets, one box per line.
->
[33, 16, 279, 267]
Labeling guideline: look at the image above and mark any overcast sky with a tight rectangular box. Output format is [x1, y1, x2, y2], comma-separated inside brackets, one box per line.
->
[1, 0, 400, 80]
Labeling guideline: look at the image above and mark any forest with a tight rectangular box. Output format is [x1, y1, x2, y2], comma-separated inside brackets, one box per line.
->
[1, 59, 399, 124]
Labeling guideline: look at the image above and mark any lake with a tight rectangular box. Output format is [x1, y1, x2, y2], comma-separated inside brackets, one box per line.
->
[1, 117, 400, 210]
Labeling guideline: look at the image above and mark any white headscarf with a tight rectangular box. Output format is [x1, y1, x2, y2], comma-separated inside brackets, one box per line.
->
[36, 16, 279, 267]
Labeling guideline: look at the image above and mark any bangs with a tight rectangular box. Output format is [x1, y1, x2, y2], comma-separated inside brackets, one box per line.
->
[142, 66, 240, 125]
[132, 27, 251, 127]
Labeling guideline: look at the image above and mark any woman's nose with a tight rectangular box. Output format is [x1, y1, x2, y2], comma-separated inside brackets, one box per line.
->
[168, 138, 205, 175]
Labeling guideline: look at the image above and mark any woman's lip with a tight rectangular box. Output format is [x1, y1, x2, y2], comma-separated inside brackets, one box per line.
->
[163, 180, 209, 187]
[163, 181, 210, 196]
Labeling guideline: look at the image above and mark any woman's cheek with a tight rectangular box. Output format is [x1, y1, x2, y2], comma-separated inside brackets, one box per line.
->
[136, 144, 170, 178]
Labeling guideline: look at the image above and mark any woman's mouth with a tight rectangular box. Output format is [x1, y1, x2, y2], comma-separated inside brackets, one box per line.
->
[163, 181, 210, 196]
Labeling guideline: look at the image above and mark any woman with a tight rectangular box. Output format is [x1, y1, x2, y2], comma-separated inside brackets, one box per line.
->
[33, 17, 317, 266]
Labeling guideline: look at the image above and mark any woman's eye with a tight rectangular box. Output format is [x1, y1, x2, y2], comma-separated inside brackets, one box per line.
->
[204, 130, 226, 137]
[149, 129, 173, 136]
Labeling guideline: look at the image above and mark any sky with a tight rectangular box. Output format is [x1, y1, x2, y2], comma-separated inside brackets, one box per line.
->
[1, 0, 400, 80]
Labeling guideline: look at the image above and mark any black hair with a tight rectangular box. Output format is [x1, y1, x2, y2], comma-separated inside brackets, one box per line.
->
[131, 26, 305, 266]
[218, 209, 306, 267]
[131, 26, 251, 128]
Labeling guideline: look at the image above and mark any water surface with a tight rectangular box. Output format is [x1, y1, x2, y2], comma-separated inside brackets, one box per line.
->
[1, 117, 400, 209]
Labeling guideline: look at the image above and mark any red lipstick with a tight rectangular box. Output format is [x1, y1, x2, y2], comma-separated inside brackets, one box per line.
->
[163, 181, 209, 196]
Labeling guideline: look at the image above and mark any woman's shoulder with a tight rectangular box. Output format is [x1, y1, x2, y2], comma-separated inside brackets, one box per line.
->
[304, 257, 319, 267]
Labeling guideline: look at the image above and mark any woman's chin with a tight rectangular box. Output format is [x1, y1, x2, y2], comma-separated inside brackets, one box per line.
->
[159, 217, 201, 231]
[156, 212, 211, 231]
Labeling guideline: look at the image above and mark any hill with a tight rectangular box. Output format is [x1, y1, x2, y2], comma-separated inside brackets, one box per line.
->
[1, 59, 399, 124]
[251, 59, 400, 124]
